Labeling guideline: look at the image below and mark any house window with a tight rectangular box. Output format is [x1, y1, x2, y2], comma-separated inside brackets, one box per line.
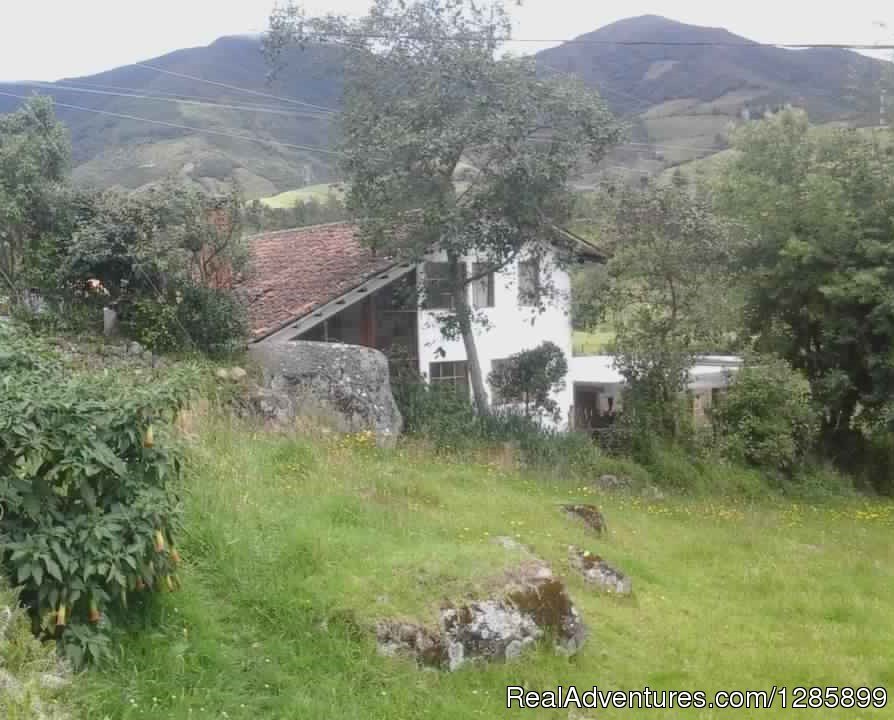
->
[423, 262, 465, 310]
[518, 259, 541, 306]
[471, 263, 495, 308]
[429, 361, 469, 397]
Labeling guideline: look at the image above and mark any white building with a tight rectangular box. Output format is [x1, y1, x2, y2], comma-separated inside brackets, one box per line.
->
[242, 221, 737, 428]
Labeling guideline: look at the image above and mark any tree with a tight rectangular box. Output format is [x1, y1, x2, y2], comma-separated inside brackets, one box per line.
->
[267, 0, 620, 413]
[0, 97, 71, 300]
[716, 110, 894, 458]
[488, 341, 568, 422]
[714, 355, 819, 475]
[602, 182, 733, 437]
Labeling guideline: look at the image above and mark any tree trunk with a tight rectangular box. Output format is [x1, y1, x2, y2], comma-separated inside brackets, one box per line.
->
[448, 253, 490, 415]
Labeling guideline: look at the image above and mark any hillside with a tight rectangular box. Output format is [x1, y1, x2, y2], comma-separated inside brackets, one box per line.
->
[0, 35, 345, 198]
[70, 419, 894, 719]
[0, 16, 889, 196]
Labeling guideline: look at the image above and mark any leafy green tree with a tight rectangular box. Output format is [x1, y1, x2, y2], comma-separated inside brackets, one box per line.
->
[488, 341, 568, 422]
[714, 355, 819, 474]
[267, 0, 620, 413]
[602, 182, 733, 438]
[0, 97, 71, 299]
[717, 110, 894, 457]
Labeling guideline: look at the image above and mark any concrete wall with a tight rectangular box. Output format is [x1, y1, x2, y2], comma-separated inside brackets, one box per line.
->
[416, 245, 575, 427]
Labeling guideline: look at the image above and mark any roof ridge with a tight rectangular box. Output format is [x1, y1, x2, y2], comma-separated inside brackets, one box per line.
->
[245, 220, 358, 241]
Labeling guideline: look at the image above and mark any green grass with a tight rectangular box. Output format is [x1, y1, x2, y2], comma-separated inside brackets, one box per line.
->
[260, 183, 344, 208]
[573, 328, 616, 355]
[72, 421, 894, 719]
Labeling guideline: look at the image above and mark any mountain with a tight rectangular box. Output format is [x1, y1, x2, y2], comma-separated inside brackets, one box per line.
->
[0, 36, 346, 198]
[537, 15, 888, 181]
[0, 16, 889, 196]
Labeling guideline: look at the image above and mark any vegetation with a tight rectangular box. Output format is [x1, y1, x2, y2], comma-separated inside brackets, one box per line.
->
[0, 582, 71, 720]
[488, 341, 569, 423]
[244, 191, 349, 232]
[67, 418, 892, 719]
[0, 326, 196, 667]
[717, 110, 894, 484]
[714, 356, 820, 475]
[0, 96, 71, 299]
[0, 98, 248, 355]
[268, 0, 620, 414]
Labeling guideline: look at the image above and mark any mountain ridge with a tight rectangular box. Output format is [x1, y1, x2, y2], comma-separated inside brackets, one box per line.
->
[1, 15, 888, 196]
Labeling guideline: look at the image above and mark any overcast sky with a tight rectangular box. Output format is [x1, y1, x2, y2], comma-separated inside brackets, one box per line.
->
[2, 1, 892, 82]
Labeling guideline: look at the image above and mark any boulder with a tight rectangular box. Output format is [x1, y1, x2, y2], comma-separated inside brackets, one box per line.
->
[561, 504, 607, 534]
[377, 562, 586, 671]
[248, 340, 403, 448]
[376, 620, 445, 667]
[568, 546, 632, 595]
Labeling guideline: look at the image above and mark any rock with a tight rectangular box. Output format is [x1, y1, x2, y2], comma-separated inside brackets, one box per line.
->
[377, 562, 585, 671]
[593, 474, 631, 491]
[561, 504, 607, 534]
[492, 536, 529, 553]
[248, 340, 403, 448]
[142, 349, 154, 363]
[568, 546, 632, 595]
[37, 673, 71, 691]
[376, 620, 444, 667]
[127, 341, 144, 356]
[501, 562, 587, 656]
[644, 484, 666, 501]
[229, 366, 247, 381]
[441, 600, 541, 670]
[215, 368, 231, 381]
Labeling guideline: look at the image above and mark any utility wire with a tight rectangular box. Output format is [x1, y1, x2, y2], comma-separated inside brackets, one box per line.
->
[133, 63, 338, 114]
[0, 90, 343, 156]
[16, 81, 334, 120]
[310, 32, 894, 50]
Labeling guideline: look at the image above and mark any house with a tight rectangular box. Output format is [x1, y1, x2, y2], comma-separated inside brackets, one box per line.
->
[241, 221, 740, 430]
[241, 221, 604, 426]
[570, 354, 742, 431]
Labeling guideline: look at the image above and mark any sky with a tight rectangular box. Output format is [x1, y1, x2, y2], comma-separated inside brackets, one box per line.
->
[1, 0, 893, 82]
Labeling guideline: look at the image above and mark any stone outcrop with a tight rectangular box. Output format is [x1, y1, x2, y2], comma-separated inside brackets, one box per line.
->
[376, 562, 586, 671]
[568, 546, 632, 595]
[561, 504, 607, 534]
[248, 340, 403, 447]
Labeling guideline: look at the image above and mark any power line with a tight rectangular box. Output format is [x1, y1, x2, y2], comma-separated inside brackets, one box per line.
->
[133, 63, 338, 114]
[16, 81, 334, 120]
[0, 90, 343, 157]
[318, 32, 894, 50]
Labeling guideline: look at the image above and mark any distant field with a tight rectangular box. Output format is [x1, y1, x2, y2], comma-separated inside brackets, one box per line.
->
[573, 328, 616, 355]
[261, 183, 344, 208]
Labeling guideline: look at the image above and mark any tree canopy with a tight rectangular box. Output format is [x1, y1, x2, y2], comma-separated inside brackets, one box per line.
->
[718, 110, 894, 457]
[267, 0, 620, 412]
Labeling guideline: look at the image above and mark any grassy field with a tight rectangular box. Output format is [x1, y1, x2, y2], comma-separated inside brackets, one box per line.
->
[71, 421, 894, 719]
[261, 183, 344, 208]
[573, 329, 616, 355]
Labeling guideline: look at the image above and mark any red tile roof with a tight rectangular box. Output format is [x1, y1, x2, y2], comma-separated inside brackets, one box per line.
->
[240, 222, 396, 340]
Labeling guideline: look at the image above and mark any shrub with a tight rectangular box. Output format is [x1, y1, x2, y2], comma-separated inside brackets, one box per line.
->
[0, 325, 196, 666]
[714, 356, 819, 474]
[0, 582, 70, 720]
[124, 283, 246, 356]
[487, 341, 568, 423]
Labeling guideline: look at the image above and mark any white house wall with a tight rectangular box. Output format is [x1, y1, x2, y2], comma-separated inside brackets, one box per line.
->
[416, 246, 575, 427]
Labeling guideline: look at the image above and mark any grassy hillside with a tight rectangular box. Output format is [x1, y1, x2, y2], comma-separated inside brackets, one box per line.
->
[261, 183, 344, 208]
[72, 420, 894, 719]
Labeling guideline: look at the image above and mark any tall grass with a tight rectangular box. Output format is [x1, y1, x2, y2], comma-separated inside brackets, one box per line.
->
[70, 417, 894, 719]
